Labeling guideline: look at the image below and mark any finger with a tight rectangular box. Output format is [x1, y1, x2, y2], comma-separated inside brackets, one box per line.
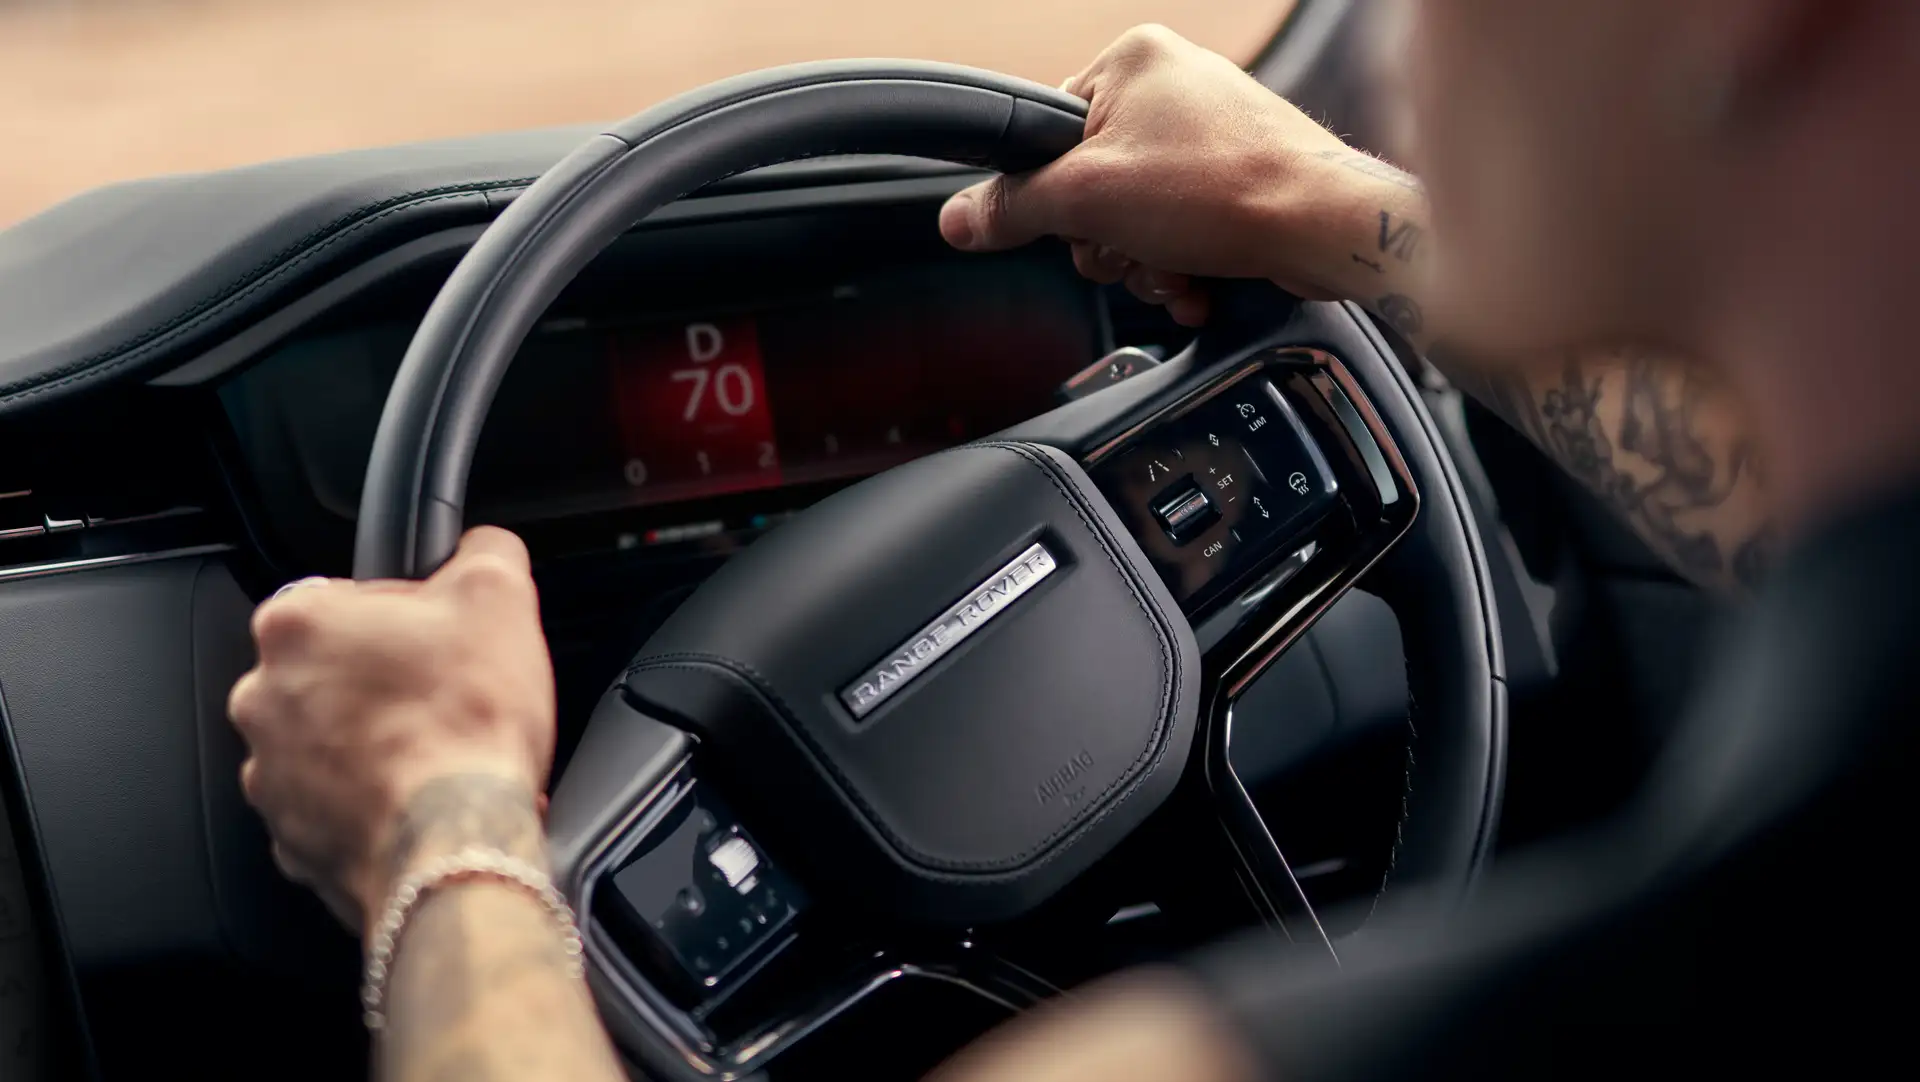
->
[1059, 62, 1095, 101]
[239, 757, 261, 803]
[270, 840, 311, 885]
[250, 585, 330, 661]
[1124, 265, 1192, 306]
[1167, 290, 1212, 328]
[271, 575, 335, 601]
[429, 525, 537, 606]
[1072, 241, 1134, 285]
[227, 668, 266, 732]
[940, 169, 1073, 253]
[349, 579, 427, 595]
[1072, 22, 1182, 105]
[450, 525, 532, 576]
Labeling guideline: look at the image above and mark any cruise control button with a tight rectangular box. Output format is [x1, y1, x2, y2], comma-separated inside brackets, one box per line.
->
[1152, 478, 1217, 545]
[1244, 381, 1339, 500]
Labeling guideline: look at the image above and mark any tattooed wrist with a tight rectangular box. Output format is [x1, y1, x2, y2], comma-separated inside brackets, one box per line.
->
[1378, 210, 1423, 263]
[1336, 203, 1428, 309]
[380, 773, 548, 903]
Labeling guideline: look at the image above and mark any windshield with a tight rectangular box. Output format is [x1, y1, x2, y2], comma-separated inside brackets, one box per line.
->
[0, 0, 1292, 228]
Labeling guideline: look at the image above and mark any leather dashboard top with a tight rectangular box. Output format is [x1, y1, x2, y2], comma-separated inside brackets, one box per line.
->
[0, 124, 971, 416]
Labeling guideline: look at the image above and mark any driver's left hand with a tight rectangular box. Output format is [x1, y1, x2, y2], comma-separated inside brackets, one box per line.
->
[226, 526, 557, 929]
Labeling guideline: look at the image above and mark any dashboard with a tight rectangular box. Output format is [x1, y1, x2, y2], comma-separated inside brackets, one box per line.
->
[0, 154, 1150, 1081]
[218, 212, 1109, 577]
[0, 118, 1501, 1082]
[0, 145, 1408, 1082]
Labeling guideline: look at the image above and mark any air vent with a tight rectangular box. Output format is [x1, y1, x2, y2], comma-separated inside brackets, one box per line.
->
[0, 487, 206, 543]
[0, 399, 229, 575]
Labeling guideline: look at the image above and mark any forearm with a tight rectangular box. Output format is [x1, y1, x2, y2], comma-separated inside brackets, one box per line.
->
[1292, 150, 1774, 591]
[374, 773, 626, 1082]
[381, 881, 625, 1082]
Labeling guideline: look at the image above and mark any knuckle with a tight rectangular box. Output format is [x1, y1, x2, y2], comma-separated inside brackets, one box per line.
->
[250, 594, 320, 654]
[463, 525, 530, 560]
[1112, 23, 1174, 64]
[269, 841, 308, 883]
[1039, 152, 1112, 235]
[974, 175, 1014, 230]
[227, 670, 265, 726]
[1047, 149, 1106, 195]
[446, 552, 534, 600]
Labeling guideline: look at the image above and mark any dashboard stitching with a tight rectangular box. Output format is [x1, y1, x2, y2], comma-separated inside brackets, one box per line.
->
[0, 179, 532, 408]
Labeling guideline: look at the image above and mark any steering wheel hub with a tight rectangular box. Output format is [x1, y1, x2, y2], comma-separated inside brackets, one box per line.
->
[621, 440, 1197, 925]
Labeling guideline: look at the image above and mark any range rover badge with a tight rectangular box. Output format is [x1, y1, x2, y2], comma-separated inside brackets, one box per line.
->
[840, 542, 1057, 720]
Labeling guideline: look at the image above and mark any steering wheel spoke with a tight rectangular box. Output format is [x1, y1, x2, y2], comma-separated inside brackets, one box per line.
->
[560, 691, 1066, 1078]
[1016, 332, 1425, 959]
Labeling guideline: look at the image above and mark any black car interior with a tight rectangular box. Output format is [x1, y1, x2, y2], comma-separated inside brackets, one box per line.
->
[0, 4, 1727, 1078]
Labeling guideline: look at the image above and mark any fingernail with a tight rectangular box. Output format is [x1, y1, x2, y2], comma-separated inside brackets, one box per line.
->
[271, 576, 330, 600]
[941, 192, 977, 249]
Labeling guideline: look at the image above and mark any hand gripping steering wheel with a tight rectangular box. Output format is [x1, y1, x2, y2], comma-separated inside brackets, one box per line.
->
[354, 62, 1504, 1081]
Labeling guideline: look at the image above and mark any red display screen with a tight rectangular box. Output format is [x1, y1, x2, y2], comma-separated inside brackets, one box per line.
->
[606, 318, 783, 502]
[468, 258, 1098, 522]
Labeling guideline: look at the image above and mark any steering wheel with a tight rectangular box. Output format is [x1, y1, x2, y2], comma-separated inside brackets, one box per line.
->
[354, 62, 1504, 1081]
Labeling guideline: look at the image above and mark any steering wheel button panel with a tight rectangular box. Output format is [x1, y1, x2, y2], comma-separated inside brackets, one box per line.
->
[1090, 373, 1340, 612]
[599, 781, 804, 1006]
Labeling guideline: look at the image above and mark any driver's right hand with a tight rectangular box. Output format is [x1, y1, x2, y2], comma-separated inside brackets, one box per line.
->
[938, 24, 1419, 325]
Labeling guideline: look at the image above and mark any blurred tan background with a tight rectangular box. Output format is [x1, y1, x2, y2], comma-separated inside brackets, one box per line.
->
[0, 0, 1293, 228]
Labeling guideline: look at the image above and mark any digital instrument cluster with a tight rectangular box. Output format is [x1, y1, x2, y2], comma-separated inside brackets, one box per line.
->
[220, 253, 1103, 569]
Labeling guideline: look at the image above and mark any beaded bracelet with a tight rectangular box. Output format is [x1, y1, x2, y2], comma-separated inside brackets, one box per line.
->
[360, 846, 586, 1031]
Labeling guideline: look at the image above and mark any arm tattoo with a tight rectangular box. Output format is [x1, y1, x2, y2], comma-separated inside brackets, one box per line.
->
[1378, 211, 1422, 262]
[377, 774, 626, 1082]
[1453, 349, 1771, 591]
[1314, 147, 1424, 193]
[385, 773, 547, 880]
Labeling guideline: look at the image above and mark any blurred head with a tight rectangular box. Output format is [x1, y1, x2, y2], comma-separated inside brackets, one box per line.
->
[1384, 0, 1920, 364]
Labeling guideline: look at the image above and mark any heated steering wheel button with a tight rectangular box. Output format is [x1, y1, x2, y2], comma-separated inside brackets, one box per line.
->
[1152, 479, 1217, 545]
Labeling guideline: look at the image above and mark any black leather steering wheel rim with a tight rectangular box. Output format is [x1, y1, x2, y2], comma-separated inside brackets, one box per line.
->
[353, 60, 1505, 1075]
[355, 61, 1088, 579]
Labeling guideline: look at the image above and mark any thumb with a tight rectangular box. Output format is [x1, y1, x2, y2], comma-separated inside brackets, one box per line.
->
[940, 173, 1056, 253]
[449, 525, 533, 576]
